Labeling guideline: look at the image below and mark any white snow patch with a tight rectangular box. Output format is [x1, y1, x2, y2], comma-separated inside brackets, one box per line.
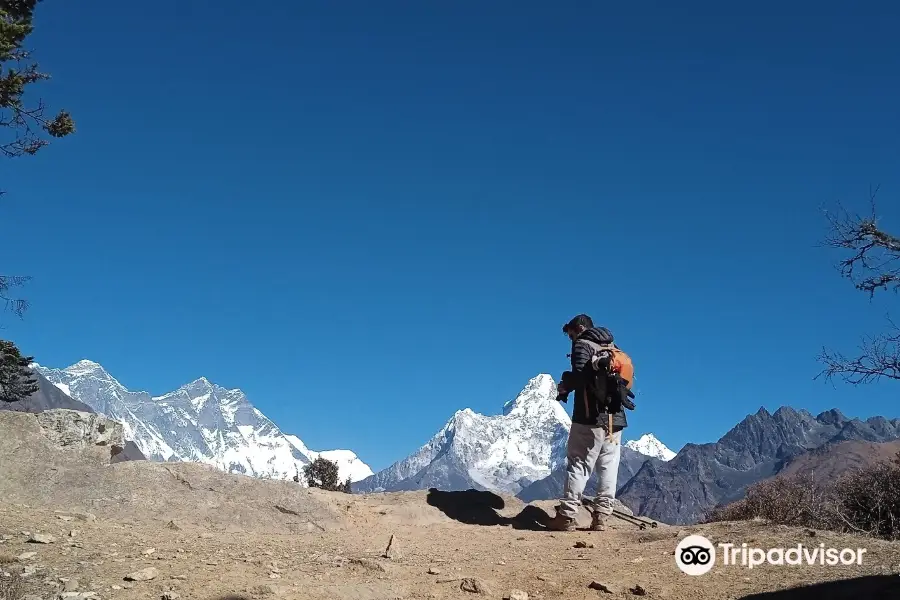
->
[625, 433, 676, 461]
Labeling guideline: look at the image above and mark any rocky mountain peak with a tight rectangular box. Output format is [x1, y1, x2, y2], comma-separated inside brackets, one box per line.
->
[63, 359, 108, 377]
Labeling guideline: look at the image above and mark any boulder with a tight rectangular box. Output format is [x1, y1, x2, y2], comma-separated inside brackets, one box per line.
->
[35, 409, 124, 449]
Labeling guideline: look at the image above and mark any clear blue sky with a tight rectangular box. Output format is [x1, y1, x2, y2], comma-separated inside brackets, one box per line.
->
[4, 1, 900, 471]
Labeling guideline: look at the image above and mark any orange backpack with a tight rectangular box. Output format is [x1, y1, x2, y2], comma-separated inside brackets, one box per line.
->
[583, 340, 636, 407]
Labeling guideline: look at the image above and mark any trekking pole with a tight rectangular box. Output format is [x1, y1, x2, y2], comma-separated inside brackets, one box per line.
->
[610, 509, 658, 530]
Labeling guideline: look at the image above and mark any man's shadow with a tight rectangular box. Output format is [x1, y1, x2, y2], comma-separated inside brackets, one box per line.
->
[425, 488, 550, 531]
[737, 575, 900, 599]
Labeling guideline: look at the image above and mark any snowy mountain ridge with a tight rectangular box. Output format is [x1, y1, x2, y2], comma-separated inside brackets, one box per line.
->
[32, 360, 373, 484]
[624, 433, 677, 461]
[354, 373, 675, 497]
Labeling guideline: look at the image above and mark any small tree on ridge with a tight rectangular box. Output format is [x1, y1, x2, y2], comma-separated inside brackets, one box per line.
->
[303, 457, 351, 493]
[0, 338, 37, 403]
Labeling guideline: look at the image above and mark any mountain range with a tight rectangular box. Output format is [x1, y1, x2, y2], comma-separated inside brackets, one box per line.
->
[353, 374, 676, 497]
[617, 406, 900, 524]
[29, 360, 374, 484]
[13, 358, 898, 528]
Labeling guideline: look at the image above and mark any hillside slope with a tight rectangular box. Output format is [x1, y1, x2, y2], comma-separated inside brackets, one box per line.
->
[1, 409, 899, 600]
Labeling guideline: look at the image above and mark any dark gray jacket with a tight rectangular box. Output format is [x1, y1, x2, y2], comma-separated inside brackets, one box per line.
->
[559, 326, 628, 431]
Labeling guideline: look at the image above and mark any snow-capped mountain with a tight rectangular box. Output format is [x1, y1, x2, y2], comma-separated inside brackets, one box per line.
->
[32, 360, 371, 483]
[354, 373, 671, 499]
[285, 435, 374, 483]
[354, 374, 570, 495]
[625, 433, 677, 461]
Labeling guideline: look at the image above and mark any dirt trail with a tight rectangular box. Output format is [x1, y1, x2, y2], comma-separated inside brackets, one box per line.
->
[1, 410, 899, 600]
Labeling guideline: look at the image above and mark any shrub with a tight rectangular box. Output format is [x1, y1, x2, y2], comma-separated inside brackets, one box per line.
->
[831, 451, 900, 540]
[704, 471, 837, 530]
[705, 451, 900, 541]
[302, 457, 351, 493]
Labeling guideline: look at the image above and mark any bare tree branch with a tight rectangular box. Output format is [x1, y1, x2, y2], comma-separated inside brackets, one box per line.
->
[817, 316, 900, 384]
[818, 187, 900, 384]
[822, 186, 900, 298]
[0, 274, 29, 318]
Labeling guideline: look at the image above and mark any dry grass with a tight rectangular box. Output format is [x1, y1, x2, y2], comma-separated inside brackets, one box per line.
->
[0, 572, 24, 600]
[706, 451, 900, 541]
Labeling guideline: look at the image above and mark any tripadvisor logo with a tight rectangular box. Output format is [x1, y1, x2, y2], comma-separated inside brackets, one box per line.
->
[675, 535, 716, 575]
[675, 534, 867, 575]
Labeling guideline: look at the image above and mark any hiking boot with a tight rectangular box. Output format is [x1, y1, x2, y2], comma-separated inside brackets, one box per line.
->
[590, 512, 609, 531]
[545, 513, 577, 531]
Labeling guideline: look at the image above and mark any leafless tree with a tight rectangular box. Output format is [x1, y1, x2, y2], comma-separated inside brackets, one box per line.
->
[818, 185, 900, 384]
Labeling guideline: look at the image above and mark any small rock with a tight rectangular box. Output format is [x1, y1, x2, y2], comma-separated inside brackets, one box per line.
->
[17, 552, 37, 561]
[63, 579, 80, 592]
[69, 530, 79, 538]
[631, 557, 644, 564]
[460, 578, 492, 595]
[349, 558, 387, 573]
[162, 593, 180, 600]
[199, 533, 212, 540]
[142, 549, 156, 556]
[111, 586, 122, 590]
[630, 585, 647, 596]
[124, 567, 159, 582]
[805, 529, 816, 537]
[170, 576, 187, 581]
[427, 567, 441, 575]
[21, 565, 37, 578]
[121, 583, 134, 590]
[55, 512, 96, 523]
[165, 521, 182, 531]
[589, 581, 619, 594]
[507, 591, 528, 600]
[268, 573, 280, 579]
[573, 541, 594, 549]
[28, 534, 55, 544]
[253, 584, 284, 596]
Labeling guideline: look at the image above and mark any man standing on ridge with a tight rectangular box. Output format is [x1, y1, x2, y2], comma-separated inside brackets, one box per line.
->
[546, 314, 628, 532]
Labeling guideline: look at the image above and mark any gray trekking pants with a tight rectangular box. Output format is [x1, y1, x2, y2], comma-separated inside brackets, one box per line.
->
[557, 422, 622, 520]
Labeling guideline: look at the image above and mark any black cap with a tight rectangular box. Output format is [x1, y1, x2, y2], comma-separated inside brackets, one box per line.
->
[562, 314, 593, 333]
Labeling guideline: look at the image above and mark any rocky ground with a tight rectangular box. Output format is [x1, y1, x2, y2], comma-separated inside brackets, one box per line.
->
[2, 410, 900, 600]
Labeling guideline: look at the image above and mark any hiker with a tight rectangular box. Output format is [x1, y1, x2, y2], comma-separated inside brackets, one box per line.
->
[545, 313, 632, 532]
